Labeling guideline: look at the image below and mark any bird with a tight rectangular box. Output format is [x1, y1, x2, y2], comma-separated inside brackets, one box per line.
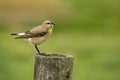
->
[11, 20, 55, 55]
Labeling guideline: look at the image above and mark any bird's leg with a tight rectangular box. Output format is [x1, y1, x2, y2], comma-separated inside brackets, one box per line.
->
[34, 44, 46, 56]
[34, 44, 41, 55]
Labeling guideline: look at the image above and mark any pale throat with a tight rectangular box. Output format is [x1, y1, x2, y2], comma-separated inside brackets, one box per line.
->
[46, 25, 53, 32]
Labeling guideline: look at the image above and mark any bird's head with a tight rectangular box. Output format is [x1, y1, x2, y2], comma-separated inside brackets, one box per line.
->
[43, 20, 55, 25]
[42, 20, 55, 29]
[42, 20, 55, 30]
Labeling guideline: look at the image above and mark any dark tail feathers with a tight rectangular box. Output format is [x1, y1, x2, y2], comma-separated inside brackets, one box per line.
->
[10, 33, 17, 35]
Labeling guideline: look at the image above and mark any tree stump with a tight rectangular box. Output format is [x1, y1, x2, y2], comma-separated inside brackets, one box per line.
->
[34, 54, 74, 80]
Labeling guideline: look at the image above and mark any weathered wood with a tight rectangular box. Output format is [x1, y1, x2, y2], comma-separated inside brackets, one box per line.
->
[34, 54, 74, 80]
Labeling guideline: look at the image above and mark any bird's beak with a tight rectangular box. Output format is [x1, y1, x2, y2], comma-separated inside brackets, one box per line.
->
[52, 22, 56, 25]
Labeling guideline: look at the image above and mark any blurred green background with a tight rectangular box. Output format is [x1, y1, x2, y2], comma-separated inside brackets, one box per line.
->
[0, 0, 120, 80]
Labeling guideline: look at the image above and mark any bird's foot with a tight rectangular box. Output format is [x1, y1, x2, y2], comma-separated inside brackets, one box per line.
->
[37, 52, 46, 56]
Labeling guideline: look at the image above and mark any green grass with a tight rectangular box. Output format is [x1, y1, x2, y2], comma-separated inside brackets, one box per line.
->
[0, 28, 120, 80]
[0, 0, 120, 80]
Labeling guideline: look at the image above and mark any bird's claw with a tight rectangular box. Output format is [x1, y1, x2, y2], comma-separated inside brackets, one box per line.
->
[37, 52, 46, 56]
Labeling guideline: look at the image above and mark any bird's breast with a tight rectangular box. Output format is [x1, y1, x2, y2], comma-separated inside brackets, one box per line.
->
[28, 37, 46, 45]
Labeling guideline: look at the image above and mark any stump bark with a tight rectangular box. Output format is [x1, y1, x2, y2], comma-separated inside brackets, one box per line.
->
[34, 54, 74, 80]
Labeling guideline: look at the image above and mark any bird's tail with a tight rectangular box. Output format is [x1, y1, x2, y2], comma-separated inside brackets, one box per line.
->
[10, 33, 17, 35]
[10, 33, 26, 39]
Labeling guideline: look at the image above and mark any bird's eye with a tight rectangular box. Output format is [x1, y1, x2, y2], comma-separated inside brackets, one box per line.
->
[47, 23, 51, 24]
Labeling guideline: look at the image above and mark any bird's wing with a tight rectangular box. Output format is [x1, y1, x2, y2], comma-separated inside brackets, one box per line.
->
[15, 31, 48, 39]
[15, 26, 48, 39]
[30, 25, 45, 33]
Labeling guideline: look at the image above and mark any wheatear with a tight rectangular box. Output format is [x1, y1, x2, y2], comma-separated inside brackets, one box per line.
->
[11, 20, 55, 55]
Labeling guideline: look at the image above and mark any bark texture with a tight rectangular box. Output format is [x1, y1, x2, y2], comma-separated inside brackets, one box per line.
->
[34, 54, 74, 80]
